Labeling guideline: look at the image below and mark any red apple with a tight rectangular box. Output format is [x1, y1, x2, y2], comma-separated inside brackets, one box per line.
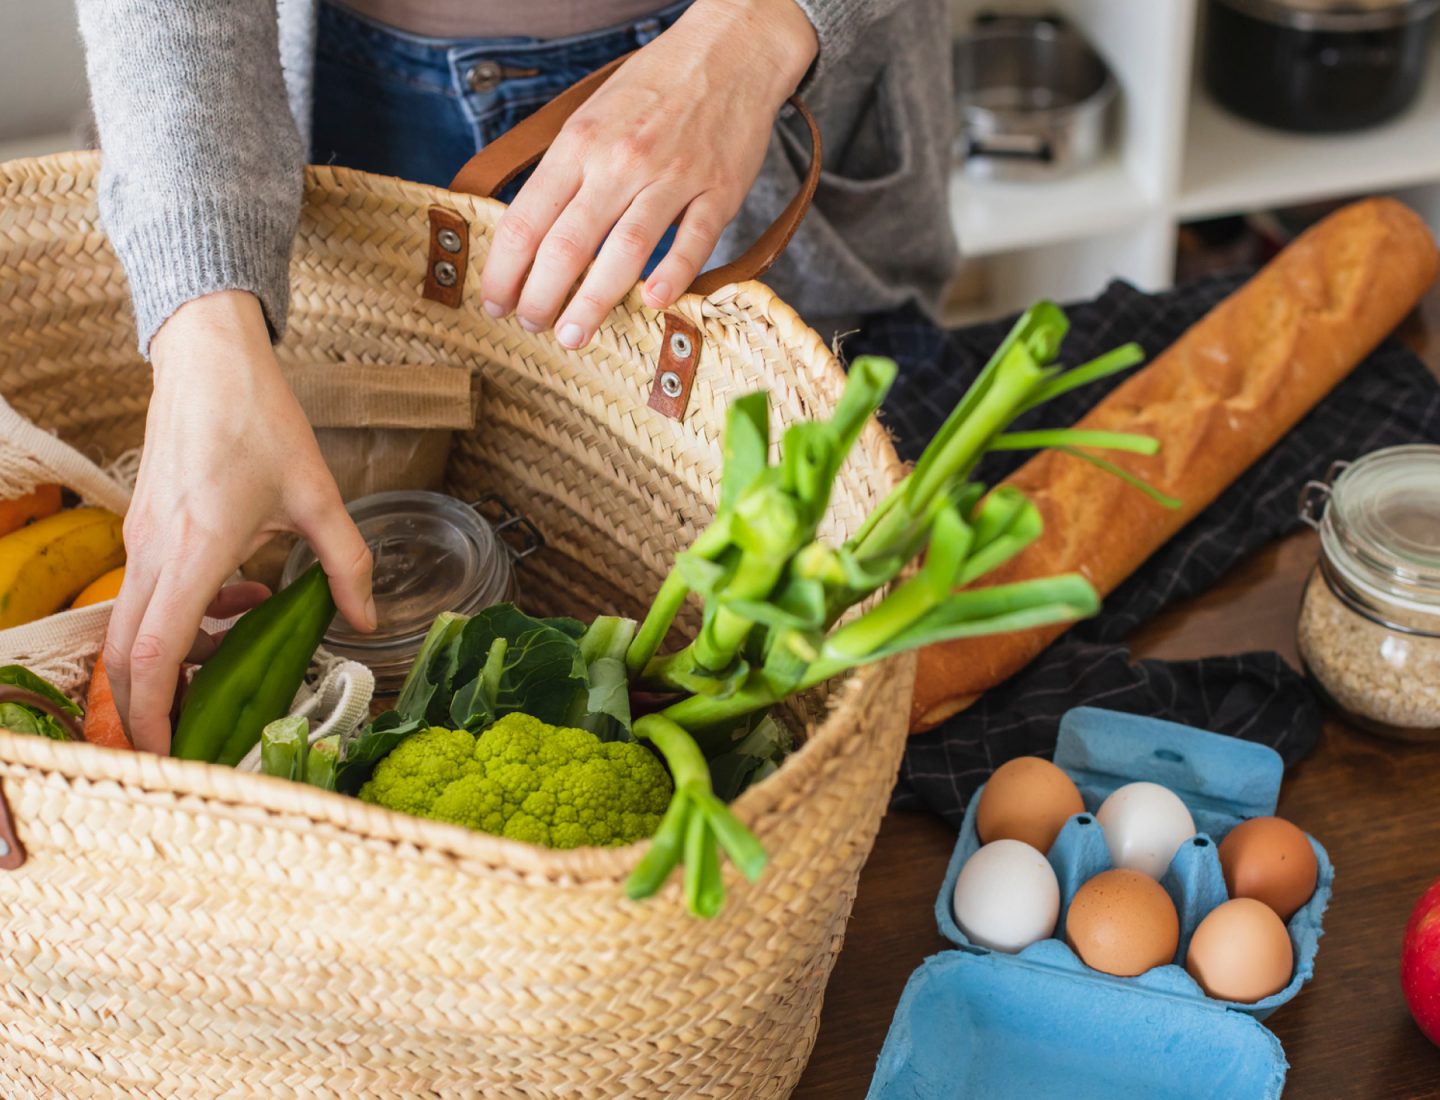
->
[1402, 877, 1440, 1046]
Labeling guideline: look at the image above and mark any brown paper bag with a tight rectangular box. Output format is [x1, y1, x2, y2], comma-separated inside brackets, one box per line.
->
[243, 363, 478, 587]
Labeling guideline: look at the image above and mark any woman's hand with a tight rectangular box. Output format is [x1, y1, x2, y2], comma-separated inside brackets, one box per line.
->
[106, 290, 375, 752]
[479, 0, 818, 349]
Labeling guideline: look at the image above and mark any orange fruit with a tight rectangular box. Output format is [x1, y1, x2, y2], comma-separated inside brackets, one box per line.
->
[72, 565, 126, 608]
[0, 484, 62, 538]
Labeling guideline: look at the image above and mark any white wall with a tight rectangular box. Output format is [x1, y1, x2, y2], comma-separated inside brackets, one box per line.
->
[0, 0, 88, 150]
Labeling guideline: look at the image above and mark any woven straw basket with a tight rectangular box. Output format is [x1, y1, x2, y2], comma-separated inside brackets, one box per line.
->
[0, 72, 915, 1100]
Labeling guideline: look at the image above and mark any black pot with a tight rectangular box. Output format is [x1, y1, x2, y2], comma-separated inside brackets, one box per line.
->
[1205, 0, 1440, 132]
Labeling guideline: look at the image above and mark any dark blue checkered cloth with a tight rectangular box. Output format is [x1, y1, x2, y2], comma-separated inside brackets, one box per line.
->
[844, 275, 1440, 830]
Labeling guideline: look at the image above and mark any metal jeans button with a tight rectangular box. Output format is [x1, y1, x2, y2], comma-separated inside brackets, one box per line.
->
[467, 60, 503, 93]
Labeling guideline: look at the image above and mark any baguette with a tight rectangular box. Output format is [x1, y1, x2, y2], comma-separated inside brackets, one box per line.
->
[911, 198, 1440, 732]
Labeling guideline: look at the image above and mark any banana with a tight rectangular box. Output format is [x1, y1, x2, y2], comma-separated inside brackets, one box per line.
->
[0, 507, 126, 629]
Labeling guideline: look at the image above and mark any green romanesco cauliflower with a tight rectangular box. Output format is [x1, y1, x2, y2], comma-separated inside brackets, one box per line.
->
[358, 712, 673, 849]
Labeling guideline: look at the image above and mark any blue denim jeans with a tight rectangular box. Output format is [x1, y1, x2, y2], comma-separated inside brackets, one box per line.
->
[312, 0, 691, 194]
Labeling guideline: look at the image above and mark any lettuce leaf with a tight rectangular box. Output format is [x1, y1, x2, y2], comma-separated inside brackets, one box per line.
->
[0, 665, 81, 741]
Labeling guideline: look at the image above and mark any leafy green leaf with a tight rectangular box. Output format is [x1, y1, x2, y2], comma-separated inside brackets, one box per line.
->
[706, 752, 765, 806]
[781, 421, 838, 521]
[1055, 446, 1183, 510]
[0, 665, 81, 716]
[0, 702, 69, 741]
[659, 652, 751, 698]
[706, 713, 791, 802]
[838, 546, 906, 593]
[692, 787, 767, 882]
[393, 613, 469, 724]
[449, 606, 582, 700]
[480, 626, 585, 726]
[626, 792, 692, 900]
[447, 670, 497, 732]
[0, 665, 80, 741]
[758, 629, 815, 697]
[957, 488, 1044, 586]
[989, 429, 1160, 456]
[821, 504, 973, 662]
[1017, 343, 1144, 414]
[684, 803, 724, 918]
[903, 303, 1066, 507]
[675, 551, 732, 599]
[832, 357, 898, 455]
[727, 575, 826, 631]
[336, 712, 426, 794]
[581, 657, 633, 741]
[571, 616, 640, 740]
[720, 392, 771, 514]
[260, 716, 308, 781]
[857, 574, 1101, 660]
[540, 616, 588, 640]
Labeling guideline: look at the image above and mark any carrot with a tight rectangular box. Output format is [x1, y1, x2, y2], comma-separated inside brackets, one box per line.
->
[0, 485, 63, 538]
[82, 655, 133, 750]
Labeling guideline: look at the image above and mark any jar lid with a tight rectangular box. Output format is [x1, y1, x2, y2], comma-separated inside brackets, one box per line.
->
[281, 490, 517, 655]
[1320, 445, 1440, 611]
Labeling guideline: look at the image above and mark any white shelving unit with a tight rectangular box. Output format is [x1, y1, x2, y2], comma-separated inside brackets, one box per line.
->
[947, 0, 1440, 321]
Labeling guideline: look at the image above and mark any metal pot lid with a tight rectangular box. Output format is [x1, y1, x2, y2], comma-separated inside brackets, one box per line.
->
[1278, 0, 1416, 9]
[1219, 0, 1440, 30]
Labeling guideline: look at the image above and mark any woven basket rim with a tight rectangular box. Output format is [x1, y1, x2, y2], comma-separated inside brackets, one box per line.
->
[0, 652, 916, 882]
[0, 149, 917, 888]
[2, 150, 854, 391]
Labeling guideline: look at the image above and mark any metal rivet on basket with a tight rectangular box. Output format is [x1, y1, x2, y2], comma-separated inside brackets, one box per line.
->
[669, 332, 693, 359]
[659, 370, 683, 398]
[0, 839, 9, 858]
[433, 260, 459, 288]
[437, 228, 462, 254]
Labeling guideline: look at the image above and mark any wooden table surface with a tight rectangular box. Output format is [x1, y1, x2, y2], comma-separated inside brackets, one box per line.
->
[793, 292, 1440, 1100]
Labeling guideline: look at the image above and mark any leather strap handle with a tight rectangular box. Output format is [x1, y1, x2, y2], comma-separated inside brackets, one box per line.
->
[446, 54, 822, 296]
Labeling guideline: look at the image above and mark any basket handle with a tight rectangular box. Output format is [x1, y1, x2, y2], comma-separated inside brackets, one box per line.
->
[445, 53, 823, 296]
[0, 686, 86, 872]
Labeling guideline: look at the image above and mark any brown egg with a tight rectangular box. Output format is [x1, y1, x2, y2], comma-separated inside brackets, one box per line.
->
[1218, 816, 1318, 921]
[976, 756, 1085, 854]
[1186, 898, 1294, 1003]
[1066, 869, 1180, 977]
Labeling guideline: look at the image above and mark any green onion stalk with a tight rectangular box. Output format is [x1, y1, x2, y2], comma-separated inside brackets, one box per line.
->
[259, 715, 309, 782]
[621, 301, 1179, 911]
[305, 734, 341, 792]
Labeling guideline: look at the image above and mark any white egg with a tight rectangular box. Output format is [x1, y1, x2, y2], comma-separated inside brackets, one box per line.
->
[1095, 781, 1197, 880]
[952, 838, 1060, 953]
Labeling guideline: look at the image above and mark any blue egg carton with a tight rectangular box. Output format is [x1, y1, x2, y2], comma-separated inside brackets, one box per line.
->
[868, 707, 1335, 1100]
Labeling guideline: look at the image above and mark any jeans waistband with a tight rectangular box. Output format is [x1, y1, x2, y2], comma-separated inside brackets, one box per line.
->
[318, 0, 692, 82]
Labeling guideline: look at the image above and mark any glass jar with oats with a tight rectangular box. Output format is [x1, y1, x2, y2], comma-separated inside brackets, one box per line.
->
[1296, 445, 1440, 741]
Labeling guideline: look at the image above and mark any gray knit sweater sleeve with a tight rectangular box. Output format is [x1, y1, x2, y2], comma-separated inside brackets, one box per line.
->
[792, 0, 911, 85]
[76, 0, 305, 356]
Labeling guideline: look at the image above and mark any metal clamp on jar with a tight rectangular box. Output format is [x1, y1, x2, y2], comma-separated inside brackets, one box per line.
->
[1296, 445, 1440, 739]
[282, 490, 542, 691]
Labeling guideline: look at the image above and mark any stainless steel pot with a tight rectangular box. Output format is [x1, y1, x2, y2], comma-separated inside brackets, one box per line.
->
[953, 16, 1118, 182]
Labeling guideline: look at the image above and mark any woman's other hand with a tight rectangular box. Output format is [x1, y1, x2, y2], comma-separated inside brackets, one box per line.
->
[106, 290, 376, 752]
[479, 0, 818, 349]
